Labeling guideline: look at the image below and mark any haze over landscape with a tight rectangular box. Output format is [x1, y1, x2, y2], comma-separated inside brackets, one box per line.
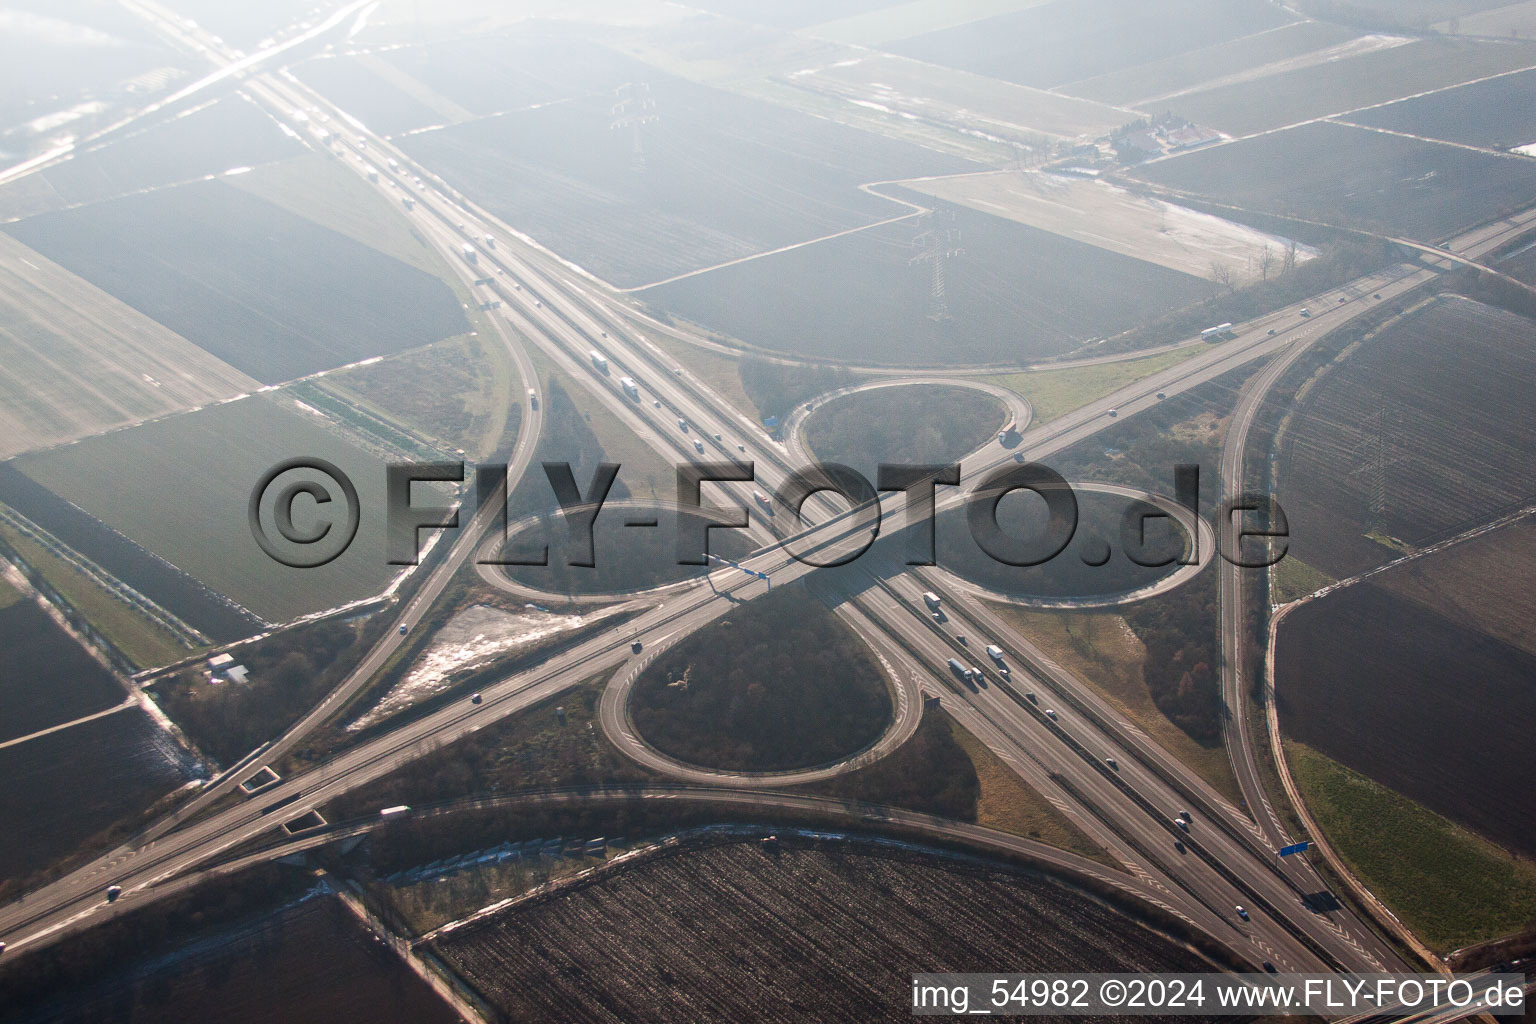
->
[1, 0, 1534, 1021]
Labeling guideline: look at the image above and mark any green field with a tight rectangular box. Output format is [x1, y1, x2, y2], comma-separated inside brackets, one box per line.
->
[0, 521, 187, 669]
[982, 346, 1200, 424]
[1287, 740, 1536, 952]
[16, 394, 423, 624]
[1270, 557, 1335, 604]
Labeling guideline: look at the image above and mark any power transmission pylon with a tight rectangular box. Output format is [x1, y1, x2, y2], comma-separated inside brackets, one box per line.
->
[909, 210, 963, 322]
[1354, 406, 1403, 532]
[610, 82, 657, 174]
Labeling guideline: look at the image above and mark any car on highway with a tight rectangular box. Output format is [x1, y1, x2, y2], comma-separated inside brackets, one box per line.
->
[1013, 452, 1025, 462]
[1025, 691, 1037, 703]
[1262, 962, 1276, 973]
[1044, 709, 1058, 720]
[471, 692, 482, 704]
[693, 439, 705, 453]
[1299, 307, 1311, 317]
[1373, 293, 1381, 299]
[1174, 840, 1185, 853]
[399, 624, 409, 635]
[1175, 818, 1189, 832]
[1267, 328, 1276, 335]
[1105, 757, 1118, 770]
[955, 634, 966, 645]
[1107, 408, 1117, 417]
[1235, 906, 1249, 921]
[106, 885, 122, 902]
[678, 418, 688, 431]
[527, 388, 538, 409]
[631, 640, 643, 653]
[1155, 392, 1165, 399]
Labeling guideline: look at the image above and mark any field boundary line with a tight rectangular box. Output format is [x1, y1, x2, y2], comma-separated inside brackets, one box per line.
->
[617, 209, 923, 293]
[0, 698, 137, 751]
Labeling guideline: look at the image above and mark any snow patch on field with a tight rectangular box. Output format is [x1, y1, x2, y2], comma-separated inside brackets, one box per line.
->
[348, 603, 620, 730]
[1135, 33, 1414, 107]
[907, 169, 1314, 285]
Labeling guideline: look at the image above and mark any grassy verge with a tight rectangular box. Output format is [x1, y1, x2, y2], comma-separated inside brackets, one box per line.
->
[644, 330, 762, 422]
[0, 521, 186, 669]
[982, 346, 1200, 424]
[0, 574, 21, 608]
[987, 604, 1242, 804]
[527, 348, 675, 504]
[941, 713, 1115, 867]
[1271, 557, 1335, 604]
[323, 333, 520, 460]
[1286, 739, 1536, 952]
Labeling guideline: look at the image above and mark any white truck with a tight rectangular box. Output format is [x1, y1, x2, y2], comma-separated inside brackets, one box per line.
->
[985, 644, 1006, 665]
[620, 376, 639, 400]
[922, 591, 942, 612]
[590, 350, 609, 372]
[1199, 322, 1234, 341]
[483, 233, 496, 248]
[753, 490, 774, 516]
[460, 243, 477, 264]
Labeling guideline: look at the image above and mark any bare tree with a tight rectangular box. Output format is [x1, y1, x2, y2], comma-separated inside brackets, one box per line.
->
[1257, 243, 1275, 281]
[1210, 259, 1235, 292]
[1282, 239, 1298, 275]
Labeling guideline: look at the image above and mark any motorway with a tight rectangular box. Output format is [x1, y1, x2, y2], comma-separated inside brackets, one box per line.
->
[6, 10, 1536, 1014]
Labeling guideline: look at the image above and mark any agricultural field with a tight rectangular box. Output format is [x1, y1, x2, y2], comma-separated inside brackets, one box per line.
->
[320, 335, 520, 461]
[9, 895, 460, 1024]
[885, 0, 1295, 90]
[398, 72, 976, 288]
[908, 170, 1311, 285]
[933, 491, 1189, 602]
[13, 392, 422, 626]
[0, 233, 258, 460]
[497, 503, 757, 598]
[1131, 121, 1536, 242]
[1274, 296, 1536, 579]
[630, 582, 892, 771]
[229, 152, 457, 279]
[1275, 515, 1536, 861]
[0, 96, 304, 223]
[0, 708, 190, 883]
[3, 178, 468, 384]
[367, 32, 659, 122]
[0, 595, 124, 744]
[802, 383, 1008, 472]
[0, 2, 179, 150]
[643, 204, 1211, 366]
[1159, 36, 1536, 136]
[1349, 66, 1536, 149]
[431, 836, 1216, 1022]
[292, 54, 448, 137]
[1285, 740, 1536, 953]
[0, 464, 263, 644]
[1448, 0, 1536, 38]
[690, 0, 895, 29]
[781, 52, 1132, 143]
[805, 0, 1052, 46]
[1058, 19, 1360, 107]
